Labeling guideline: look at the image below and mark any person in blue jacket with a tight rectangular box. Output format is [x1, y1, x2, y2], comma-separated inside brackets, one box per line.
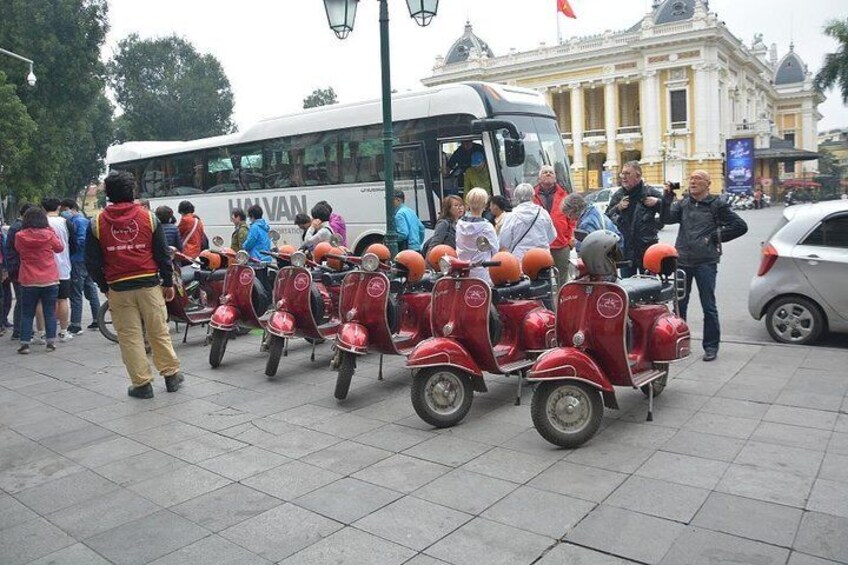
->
[393, 191, 425, 252]
[562, 193, 623, 253]
[243, 204, 272, 261]
[59, 199, 101, 333]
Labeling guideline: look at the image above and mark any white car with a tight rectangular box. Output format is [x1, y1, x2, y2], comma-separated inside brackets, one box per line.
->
[584, 188, 613, 213]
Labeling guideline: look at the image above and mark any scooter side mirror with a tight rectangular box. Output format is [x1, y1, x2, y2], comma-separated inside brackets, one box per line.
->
[269, 230, 281, 243]
[476, 236, 492, 252]
[329, 234, 342, 247]
[212, 235, 225, 247]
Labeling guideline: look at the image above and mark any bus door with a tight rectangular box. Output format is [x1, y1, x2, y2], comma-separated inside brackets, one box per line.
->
[439, 136, 496, 199]
[393, 143, 436, 228]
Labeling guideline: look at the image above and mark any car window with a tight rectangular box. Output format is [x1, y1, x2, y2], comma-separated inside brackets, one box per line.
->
[801, 215, 848, 248]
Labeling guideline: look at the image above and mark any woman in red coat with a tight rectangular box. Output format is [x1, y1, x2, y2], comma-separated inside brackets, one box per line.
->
[14, 207, 64, 354]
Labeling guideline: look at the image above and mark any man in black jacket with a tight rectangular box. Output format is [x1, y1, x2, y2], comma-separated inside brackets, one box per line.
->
[3, 203, 32, 340]
[661, 170, 748, 362]
[606, 161, 664, 276]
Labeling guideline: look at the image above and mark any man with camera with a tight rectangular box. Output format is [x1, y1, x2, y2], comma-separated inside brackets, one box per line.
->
[605, 161, 664, 277]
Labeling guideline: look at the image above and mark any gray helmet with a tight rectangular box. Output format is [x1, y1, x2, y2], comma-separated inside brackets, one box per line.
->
[580, 230, 623, 277]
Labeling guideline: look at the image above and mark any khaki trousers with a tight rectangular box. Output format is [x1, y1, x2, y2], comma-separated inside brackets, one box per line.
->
[108, 286, 180, 387]
[551, 246, 572, 290]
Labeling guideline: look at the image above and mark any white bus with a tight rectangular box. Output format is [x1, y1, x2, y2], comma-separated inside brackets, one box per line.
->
[106, 82, 573, 254]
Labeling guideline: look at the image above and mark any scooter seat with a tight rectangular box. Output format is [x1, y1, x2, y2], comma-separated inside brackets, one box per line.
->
[618, 277, 665, 305]
[180, 266, 197, 286]
[321, 271, 348, 287]
[195, 269, 227, 284]
[491, 279, 532, 304]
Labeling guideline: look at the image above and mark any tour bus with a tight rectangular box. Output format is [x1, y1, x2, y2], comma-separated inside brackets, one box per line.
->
[105, 82, 573, 254]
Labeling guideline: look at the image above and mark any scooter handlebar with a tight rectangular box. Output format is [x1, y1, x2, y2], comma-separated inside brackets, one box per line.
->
[480, 261, 502, 268]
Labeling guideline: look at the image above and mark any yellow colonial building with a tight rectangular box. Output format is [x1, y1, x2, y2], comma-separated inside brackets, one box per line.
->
[422, 0, 822, 194]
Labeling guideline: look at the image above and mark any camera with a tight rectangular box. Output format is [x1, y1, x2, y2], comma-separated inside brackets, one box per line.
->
[666, 181, 681, 192]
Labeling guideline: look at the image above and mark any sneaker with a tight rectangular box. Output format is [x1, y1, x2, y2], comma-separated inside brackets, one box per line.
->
[46, 343, 56, 352]
[164, 372, 184, 393]
[31, 333, 46, 345]
[10, 333, 19, 341]
[3, 321, 12, 328]
[86, 322, 100, 331]
[702, 350, 718, 362]
[127, 383, 154, 399]
[59, 331, 73, 343]
[67, 325, 83, 335]
[17, 344, 30, 355]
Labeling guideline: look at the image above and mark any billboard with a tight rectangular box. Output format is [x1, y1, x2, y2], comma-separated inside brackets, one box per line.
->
[725, 137, 755, 194]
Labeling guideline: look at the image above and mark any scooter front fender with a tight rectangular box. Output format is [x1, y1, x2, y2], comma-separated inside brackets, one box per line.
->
[407, 337, 483, 378]
[336, 322, 369, 355]
[526, 347, 614, 393]
[210, 305, 239, 331]
[266, 310, 296, 338]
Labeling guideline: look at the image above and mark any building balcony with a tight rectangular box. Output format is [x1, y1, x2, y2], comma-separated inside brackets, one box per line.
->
[616, 126, 642, 141]
[583, 129, 606, 141]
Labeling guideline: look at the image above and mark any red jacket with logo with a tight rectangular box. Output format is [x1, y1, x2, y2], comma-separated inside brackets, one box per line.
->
[14, 228, 64, 286]
[93, 203, 160, 285]
[533, 183, 575, 250]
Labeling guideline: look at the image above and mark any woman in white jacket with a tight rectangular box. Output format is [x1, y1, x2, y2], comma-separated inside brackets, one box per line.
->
[455, 188, 499, 284]
[498, 183, 556, 260]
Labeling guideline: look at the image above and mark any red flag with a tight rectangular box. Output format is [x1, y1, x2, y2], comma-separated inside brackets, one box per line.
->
[558, 0, 576, 18]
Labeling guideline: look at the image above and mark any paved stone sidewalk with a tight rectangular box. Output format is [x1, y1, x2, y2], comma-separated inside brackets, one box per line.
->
[1, 324, 847, 565]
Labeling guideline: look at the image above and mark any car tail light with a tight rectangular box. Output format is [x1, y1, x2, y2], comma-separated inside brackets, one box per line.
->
[757, 243, 778, 276]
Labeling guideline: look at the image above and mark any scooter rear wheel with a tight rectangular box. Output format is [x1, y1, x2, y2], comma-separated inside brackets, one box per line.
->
[97, 301, 119, 343]
[641, 364, 669, 398]
[209, 329, 228, 368]
[265, 336, 285, 377]
[334, 352, 356, 400]
[411, 367, 474, 428]
[531, 380, 603, 448]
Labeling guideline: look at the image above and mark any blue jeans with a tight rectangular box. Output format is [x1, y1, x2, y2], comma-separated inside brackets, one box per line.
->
[20, 285, 58, 344]
[70, 261, 101, 326]
[679, 264, 720, 353]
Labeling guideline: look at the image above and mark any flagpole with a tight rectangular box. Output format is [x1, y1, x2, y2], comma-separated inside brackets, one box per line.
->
[556, 8, 561, 44]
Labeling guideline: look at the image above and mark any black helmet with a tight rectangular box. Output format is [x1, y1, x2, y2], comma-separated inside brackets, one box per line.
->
[579, 230, 623, 278]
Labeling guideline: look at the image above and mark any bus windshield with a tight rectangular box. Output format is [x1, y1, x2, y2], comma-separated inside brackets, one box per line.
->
[494, 115, 572, 197]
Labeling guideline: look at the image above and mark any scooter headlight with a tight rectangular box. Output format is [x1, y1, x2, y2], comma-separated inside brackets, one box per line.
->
[290, 251, 307, 268]
[234, 250, 250, 265]
[361, 253, 380, 272]
[438, 256, 452, 275]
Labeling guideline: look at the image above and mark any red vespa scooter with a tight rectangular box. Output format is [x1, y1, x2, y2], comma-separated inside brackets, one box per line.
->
[208, 234, 279, 368]
[333, 247, 434, 400]
[406, 242, 556, 428]
[528, 232, 690, 448]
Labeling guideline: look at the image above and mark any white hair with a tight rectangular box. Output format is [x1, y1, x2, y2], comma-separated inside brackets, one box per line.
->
[514, 183, 535, 203]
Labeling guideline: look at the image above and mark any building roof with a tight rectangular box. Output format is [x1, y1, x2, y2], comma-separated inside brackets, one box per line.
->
[755, 136, 819, 161]
[653, 0, 706, 25]
[774, 45, 806, 85]
[444, 22, 495, 65]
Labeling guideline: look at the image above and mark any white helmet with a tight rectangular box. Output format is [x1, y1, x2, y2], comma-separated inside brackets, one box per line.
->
[580, 230, 623, 278]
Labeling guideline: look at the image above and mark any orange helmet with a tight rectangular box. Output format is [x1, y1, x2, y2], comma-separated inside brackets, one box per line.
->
[198, 250, 222, 271]
[521, 248, 555, 280]
[427, 244, 457, 269]
[643, 243, 679, 275]
[395, 250, 426, 282]
[489, 252, 522, 286]
[313, 241, 333, 264]
[278, 244, 297, 256]
[365, 243, 391, 263]
[326, 247, 346, 271]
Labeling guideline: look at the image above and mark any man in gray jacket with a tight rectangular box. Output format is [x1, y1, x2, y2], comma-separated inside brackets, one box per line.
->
[661, 170, 747, 362]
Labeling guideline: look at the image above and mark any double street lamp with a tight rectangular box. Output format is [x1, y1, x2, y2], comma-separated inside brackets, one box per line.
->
[322, 0, 439, 255]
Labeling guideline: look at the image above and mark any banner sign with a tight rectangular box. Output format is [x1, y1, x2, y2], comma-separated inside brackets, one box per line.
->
[725, 137, 755, 194]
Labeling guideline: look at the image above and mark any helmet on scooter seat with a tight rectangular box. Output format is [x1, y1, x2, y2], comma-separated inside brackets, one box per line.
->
[198, 250, 222, 271]
[521, 248, 554, 280]
[489, 252, 522, 286]
[365, 243, 391, 263]
[327, 247, 346, 271]
[395, 250, 426, 282]
[313, 241, 333, 265]
[643, 243, 678, 276]
[278, 244, 297, 256]
[579, 230, 622, 278]
[427, 244, 457, 269]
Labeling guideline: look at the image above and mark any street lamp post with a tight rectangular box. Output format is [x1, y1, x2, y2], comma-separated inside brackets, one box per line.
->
[0, 47, 37, 86]
[323, 0, 439, 256]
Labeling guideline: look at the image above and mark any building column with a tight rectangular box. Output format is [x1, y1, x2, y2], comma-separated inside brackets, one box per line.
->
[569, 83, 585, 171]
[603, 78, 618, 171]
[641, 70, 661, 161]
[693, 63, 721, 159]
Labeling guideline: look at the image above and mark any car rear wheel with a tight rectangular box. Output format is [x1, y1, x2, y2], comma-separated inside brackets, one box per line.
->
[765, 296, 825, 345]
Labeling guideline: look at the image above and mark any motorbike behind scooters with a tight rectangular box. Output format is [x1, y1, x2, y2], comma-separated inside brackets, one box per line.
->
[527, 234, 690, 448]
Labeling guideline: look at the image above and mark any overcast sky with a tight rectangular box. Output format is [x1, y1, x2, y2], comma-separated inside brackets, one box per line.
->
[105, 0, 848, 133]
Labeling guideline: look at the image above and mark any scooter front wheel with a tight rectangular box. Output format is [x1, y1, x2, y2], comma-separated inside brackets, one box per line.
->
[334, 352, 356, 400]
[209, 329, 229, 368]
[411, 367, 474, 428]
[531, 380, 603, 448]
[265, 336, 285, 377]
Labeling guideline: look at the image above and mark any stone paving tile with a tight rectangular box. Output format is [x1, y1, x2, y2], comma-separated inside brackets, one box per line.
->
[460, 446, 555, 484]
[763, 404, 839, 431]
[535, 543, 638, 564]
[15, 469, 119, 515]
[0, 494, 39, 531]
[682, 411, 760, 439]
[25, 542, 113, 565]
[307, 412, 386, 439]
[716, 463, 816, 508]
[595, 420, 678, 449]
[96, 411, 176, 434]
[0, 454, 85, 494]
[353, 454, 451, 494]
[127, 464, 231, 507]
[277, 526, 416, 565]
[413, 469, 518, 515]
[827, 432, 848, 456]
[196, 445, 289, 481]
[64, 436, 150, 469]
[11, 412, 93, 441]
[147, 535, 270, 564]
[354, 496, 472, 551]
[94, 449, 189, 486]
[794, 512, 848, 563]
[692, 491, 803, 548]
[440, 416, 529, 446]
[257, 427, 342, 458]
[819, 452, 848, 484]
[662, 527, 792, 564]
[425, 517, 553, 565]
[530, 460, 628, 502]
[0, 432, 60, 473]
[127, 420, 208, 450]
[605, 475, 710, 523]
[787, 552, 845, 565]
[301, 440, 393, 475]
[734, 441, 824, 477]
[751, 421, 833, 451]
[158, 431, 247, 463]
[807, 478, 848, 518]
[85, 509, 209, 565]
[45, 487, 161, 539]
[170, 483, 283, 532]
[294, 477, 402, 524]
[402, 435, 492, 468]
[636, 451, 729, 489]
[564, 440, 655, 474]
[698, 396, 771, 420]
[219, 503, 342, 562]
[0, 517, 76, 565]
[243, 460, 343, 500]
[660, 429, 747, 462]
[481, 485, 595, 538]
[566, 505, 684, 564]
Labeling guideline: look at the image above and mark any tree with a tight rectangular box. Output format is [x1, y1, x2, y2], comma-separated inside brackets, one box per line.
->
[815, 18, 848, 104]
[0, 71, 37, 203]
[303, 87, 338, 109]
[0, 0, 111, 201]
[818, 148, 845, 179]
[109, 34, 236, 141]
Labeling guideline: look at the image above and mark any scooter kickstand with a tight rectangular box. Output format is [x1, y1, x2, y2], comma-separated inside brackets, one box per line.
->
[646, 381, 654, 422]
[378, 355, 384, 381]
[310, 341, 316, 362]
[283, 338, 288, 357]
[514, 370, 524, 406]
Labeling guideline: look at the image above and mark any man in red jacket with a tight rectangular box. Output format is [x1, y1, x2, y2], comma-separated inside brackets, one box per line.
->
[534, 165, 575, 288]
[86, 171, 182, 399]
